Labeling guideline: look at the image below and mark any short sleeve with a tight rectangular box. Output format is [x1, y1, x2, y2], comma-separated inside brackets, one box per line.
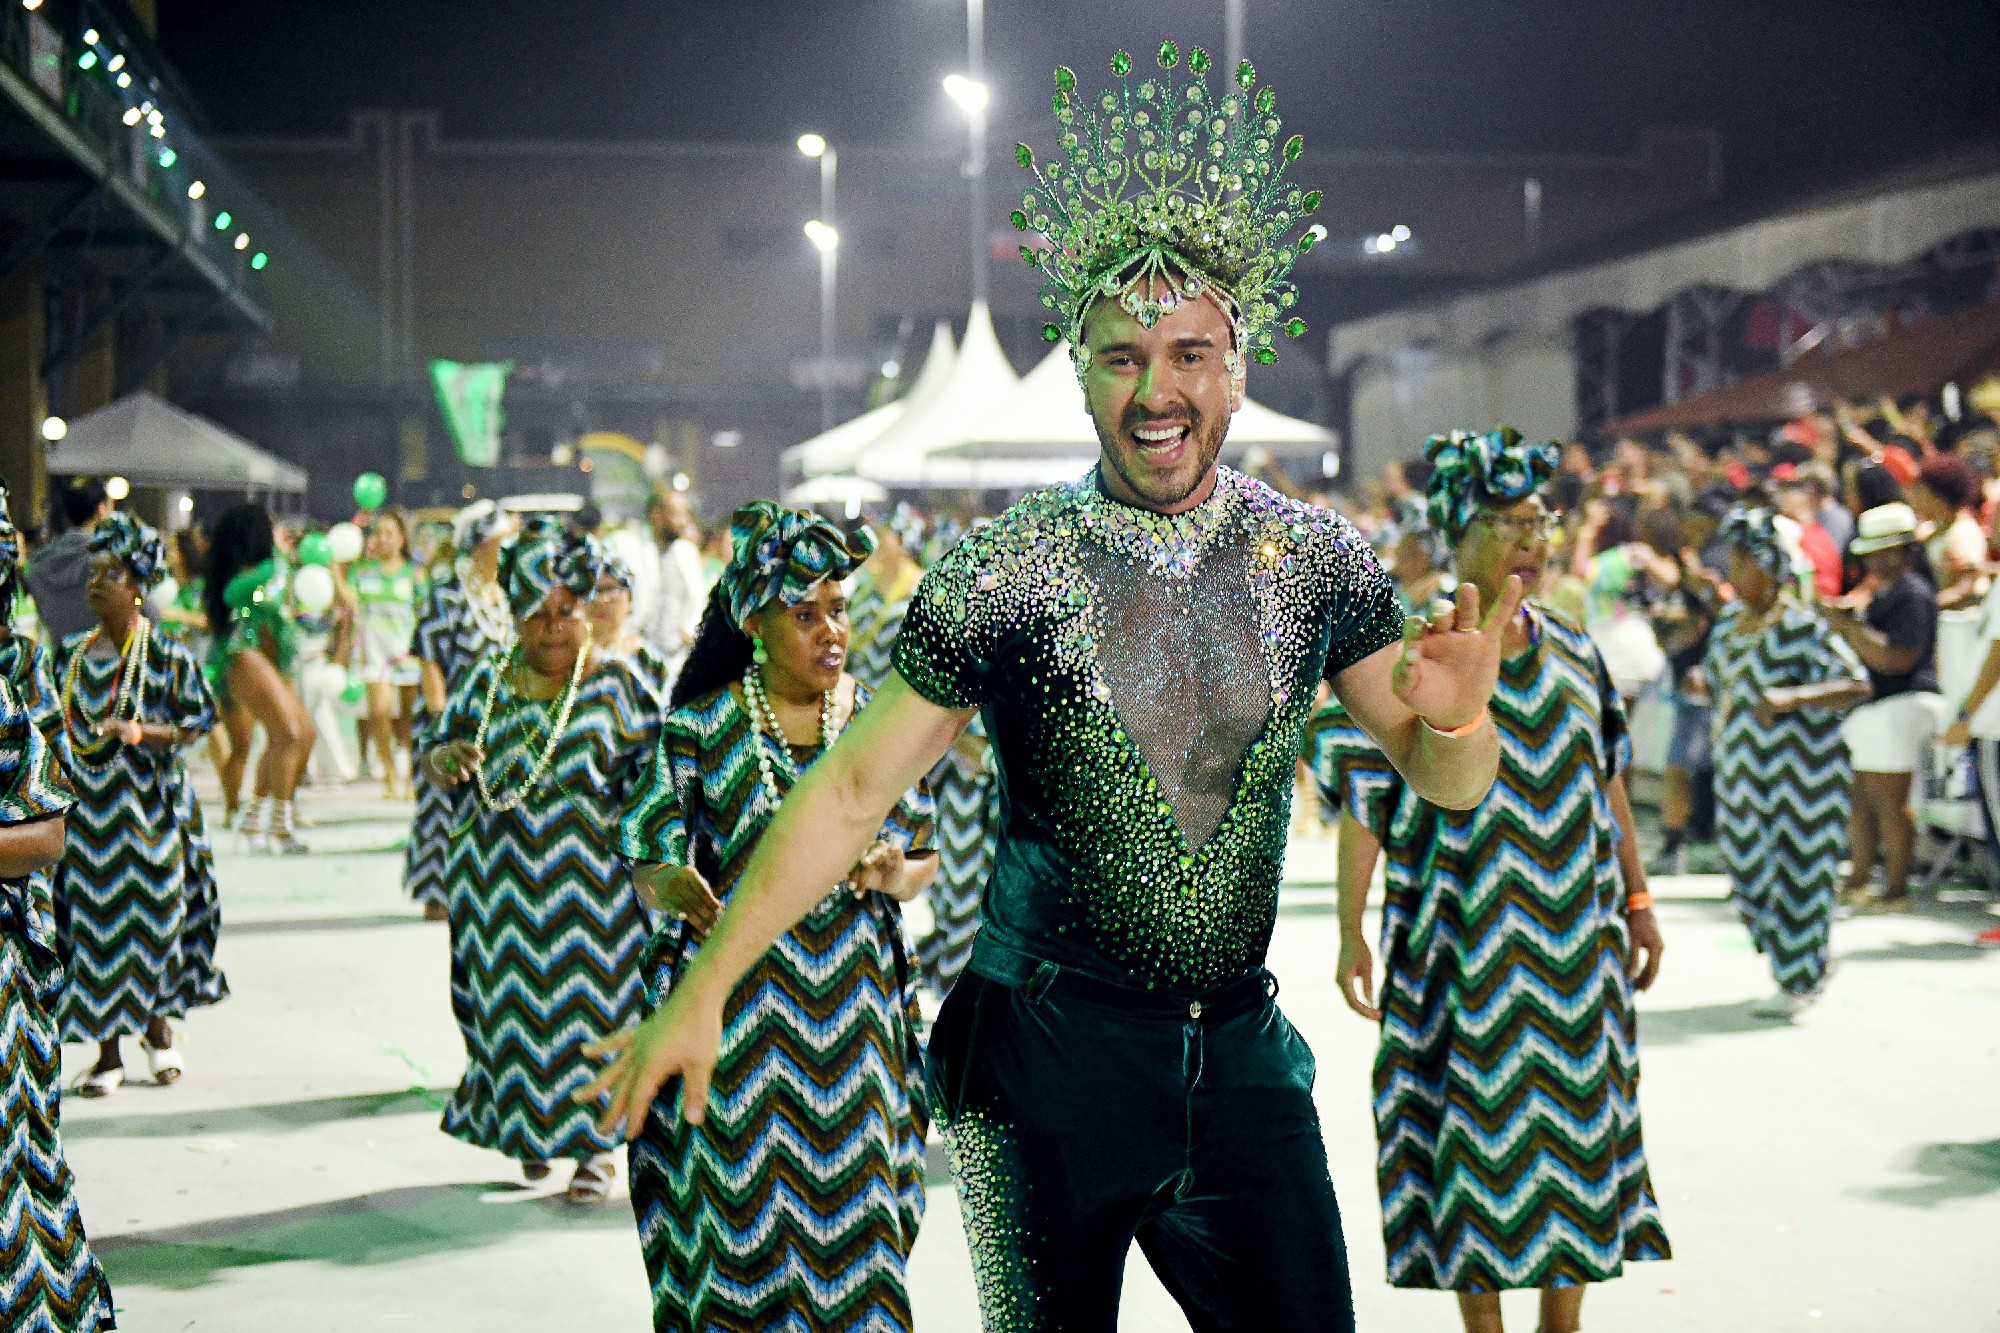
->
[15, 642, 59, 738]
[619, 715, 699, 867]
[603, 663, 666, 807]
[1310, 704, 1401, 838]
[1591, 643, 1633, 779]
[892, 545, 992, 709]
[165, 639, 219, 735]
[1321, 528, 1405, 680]
[1870, 582, 1936, 654]
[426, 656, 492, 749]
[413, 582, 454, 668]
[0, 678, 71, 825]
[1806, 614, 1867, 687]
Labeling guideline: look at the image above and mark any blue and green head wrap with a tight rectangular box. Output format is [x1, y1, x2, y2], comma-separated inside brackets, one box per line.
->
[1423, 427, 1561, 543]
[719, 500, 876, 629]
[89, 510, 168, 590]
[596, 547, 635, 594]
[1718, 505, 1804, 586]
[498, 516, 605, 620]
[0, 484, 20, 604]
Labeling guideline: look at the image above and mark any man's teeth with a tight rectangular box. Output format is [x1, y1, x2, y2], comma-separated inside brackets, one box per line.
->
[1134, 424, 1188, 446]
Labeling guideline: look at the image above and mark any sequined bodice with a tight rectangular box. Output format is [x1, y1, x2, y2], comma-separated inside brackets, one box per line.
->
[895, 467, 1401, 990]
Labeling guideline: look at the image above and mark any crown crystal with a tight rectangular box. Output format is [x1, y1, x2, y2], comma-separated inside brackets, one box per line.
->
[1017, 39, 1318, 379]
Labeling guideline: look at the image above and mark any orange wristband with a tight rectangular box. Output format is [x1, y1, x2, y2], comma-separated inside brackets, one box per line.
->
[1421, 708, 1489, 740]
[1625, 890, 1654, 912]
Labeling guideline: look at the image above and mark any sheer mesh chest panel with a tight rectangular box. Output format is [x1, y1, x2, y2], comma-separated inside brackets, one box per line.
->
[1078, 534, 1270, 849]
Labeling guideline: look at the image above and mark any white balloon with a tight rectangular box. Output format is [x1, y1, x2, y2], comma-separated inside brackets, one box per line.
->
[149, 576, 180, 611]
[328, 521, 365, 565]
[293, 563, 336, 614]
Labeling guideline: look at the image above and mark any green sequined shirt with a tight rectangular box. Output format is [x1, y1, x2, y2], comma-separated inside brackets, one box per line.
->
[894, 466, 1401, 991]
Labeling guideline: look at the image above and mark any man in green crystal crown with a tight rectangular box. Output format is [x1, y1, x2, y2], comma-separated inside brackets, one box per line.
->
[585, 43, 1520, 1330]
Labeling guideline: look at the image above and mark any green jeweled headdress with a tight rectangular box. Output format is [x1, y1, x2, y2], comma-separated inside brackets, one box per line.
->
[1013, 40, 1327, 382]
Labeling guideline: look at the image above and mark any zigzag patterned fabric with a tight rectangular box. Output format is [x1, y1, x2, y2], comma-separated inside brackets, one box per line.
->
[0, 638, 68, 1006]
[1326, 606, 1670, 1291]
[918, 748, 994, 1001]
[619, 682, 935, 1333]
[404, 572, 511, 908]
[1703, 601, 1863, 993]
[55, 630, 228, 1043]
[0, 675, 115, 1331]
[615, 640, 676, 704]
[845, 565, 920, 695]
[432, 655, 661, 1163]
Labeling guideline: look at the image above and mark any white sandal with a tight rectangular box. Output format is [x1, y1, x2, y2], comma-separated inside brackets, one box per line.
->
[141, 1033, 184, 1085]
[566, 1153, 617, 1206]
[72, 1067, 123, 1098]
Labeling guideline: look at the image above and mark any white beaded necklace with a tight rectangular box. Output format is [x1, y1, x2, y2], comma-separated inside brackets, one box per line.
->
[741, 666, 839, 817]
[469, 629, 593, 813]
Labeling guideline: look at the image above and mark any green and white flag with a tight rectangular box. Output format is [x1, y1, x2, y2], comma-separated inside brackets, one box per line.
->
[430, 360, 512, 468]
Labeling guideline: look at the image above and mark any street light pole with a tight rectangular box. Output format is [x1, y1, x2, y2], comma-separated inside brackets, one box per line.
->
[799, 134, 840, 431]
[965, 0, 988, 309]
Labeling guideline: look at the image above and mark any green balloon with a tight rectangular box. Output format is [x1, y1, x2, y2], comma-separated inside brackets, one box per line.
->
[354, 472, 389, 510]
[299, 532, 333, 567]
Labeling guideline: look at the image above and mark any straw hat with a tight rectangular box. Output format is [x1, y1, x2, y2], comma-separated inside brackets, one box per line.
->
[1847, 501, 1921, 556]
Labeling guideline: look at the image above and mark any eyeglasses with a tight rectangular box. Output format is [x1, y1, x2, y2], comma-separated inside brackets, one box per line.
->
[1472, 511, 1561, 546]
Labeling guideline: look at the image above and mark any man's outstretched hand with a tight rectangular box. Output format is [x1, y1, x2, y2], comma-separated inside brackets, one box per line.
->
[1389, 575, 1525, 729]
[576, 982, 724, 1141]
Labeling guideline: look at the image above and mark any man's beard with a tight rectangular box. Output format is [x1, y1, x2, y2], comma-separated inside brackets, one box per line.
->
[1096, 404, 1231, 511]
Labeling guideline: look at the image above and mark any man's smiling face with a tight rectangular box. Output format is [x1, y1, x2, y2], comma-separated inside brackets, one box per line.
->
[1081, 279, 1244, 514]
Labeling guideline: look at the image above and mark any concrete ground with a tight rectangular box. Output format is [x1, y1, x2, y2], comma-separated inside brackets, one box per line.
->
[59, 782, 2000, 1332]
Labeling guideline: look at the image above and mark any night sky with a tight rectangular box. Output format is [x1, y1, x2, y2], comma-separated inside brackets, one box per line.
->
[161, 0, 2000, 210]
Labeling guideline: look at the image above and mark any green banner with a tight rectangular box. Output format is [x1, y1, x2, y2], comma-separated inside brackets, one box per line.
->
[429, 360, 512, 468]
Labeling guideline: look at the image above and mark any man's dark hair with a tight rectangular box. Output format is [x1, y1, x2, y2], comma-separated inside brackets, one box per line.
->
[59, 477, 107, 528]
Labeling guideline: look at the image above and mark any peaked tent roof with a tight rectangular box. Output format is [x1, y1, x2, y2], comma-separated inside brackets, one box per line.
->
[46, 392, 307, 493]
[781, 321, 957, 478]
[953, 343, 1337, 459]
[1608, 295, 2000, 433]
[855, 302, 1020, 485]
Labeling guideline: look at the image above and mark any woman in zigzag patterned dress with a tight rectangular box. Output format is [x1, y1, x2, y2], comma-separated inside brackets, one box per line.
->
[424, 519, 661, 1205]
[0, 666, 115, 1331]
[403, 502, 515, 921]
[586, 548, 676, 701]
[1703, 507, 1868, 1020]
[56, 514, 226, 1099]
[1329, 431, 1669, 1333]
[609, 502, 936, 1333]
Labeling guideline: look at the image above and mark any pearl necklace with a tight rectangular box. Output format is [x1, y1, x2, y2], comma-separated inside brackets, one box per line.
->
[742, 666, 839, 817]
[464, 573, 513, 650]
[64, 615, 149, 761]
[470, 629, 593, 813]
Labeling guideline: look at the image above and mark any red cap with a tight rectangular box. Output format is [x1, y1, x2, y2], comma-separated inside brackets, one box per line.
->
[1726, 461, 1751, 490]
[1772, 462, 1798, 481]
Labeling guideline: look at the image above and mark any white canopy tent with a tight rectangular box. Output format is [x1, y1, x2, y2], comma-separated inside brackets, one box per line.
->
[782, 473, 888, 507]
[855, 302, 1021, 487]
[952, 342, 1338, 465]
[781, 321, 957, 481]
[47, 391, 307, 494]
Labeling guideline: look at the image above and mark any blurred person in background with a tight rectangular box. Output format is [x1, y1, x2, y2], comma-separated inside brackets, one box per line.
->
[1824, 503, 1942, 910]
[1773, 469, 1843, 600]
[351, 510, 423, 798]
[1942, 483, 2000, 948]
[1703, 508, 1867, 1018]
[206, 504, 316, 851]
[642, 490, 705, 683]
[585, 547, 672, 700]
[1911, 452, 1988, 608]
[1647, 490, 1734, 874]
[403, 502, 516, 921]
[27, 478, 111, 645]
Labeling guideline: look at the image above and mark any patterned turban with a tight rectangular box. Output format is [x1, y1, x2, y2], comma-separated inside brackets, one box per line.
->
[1423, 427, 1561, 543]
[597, 545, 636, 593]
[1719, 505, 1806, 585]
[498, 516, 605, 620]
[89, 510, 168, 590]
[718, 500, 876, 629]
[0, 484, 20, 600]
[451, 499, 510, 553]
